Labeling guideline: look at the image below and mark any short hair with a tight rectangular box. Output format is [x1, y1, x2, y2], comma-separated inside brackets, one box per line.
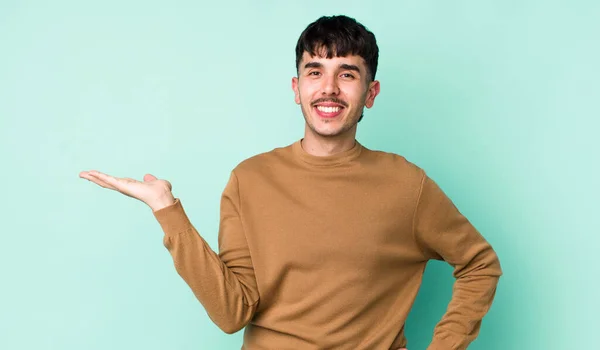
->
[295, 15, 379, 82]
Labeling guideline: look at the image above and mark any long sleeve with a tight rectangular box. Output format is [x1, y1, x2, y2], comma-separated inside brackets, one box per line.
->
[152, 171, 260, 334]
[413, 172, 503, 350]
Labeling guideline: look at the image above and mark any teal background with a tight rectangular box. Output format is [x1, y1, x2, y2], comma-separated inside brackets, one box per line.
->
[1, 0, 598, 349]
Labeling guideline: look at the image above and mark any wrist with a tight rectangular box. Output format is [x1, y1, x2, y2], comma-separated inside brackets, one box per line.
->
[149, 193, 176, 212]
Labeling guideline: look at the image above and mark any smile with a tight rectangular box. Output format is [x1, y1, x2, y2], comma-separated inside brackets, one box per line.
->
[317, 106, 341, 113]
[314, 105, 344, 118]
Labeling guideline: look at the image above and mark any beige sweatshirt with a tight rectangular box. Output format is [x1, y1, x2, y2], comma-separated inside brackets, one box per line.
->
[152, 139, 502, 350]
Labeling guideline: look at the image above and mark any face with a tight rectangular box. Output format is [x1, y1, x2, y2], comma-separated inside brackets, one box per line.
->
[292, 49, 380, 138]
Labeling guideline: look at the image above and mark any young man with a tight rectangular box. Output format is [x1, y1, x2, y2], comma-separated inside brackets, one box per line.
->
[80, 15, 502, 350]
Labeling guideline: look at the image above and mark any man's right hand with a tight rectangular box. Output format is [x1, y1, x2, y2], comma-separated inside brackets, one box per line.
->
[79, 170, 176, 211]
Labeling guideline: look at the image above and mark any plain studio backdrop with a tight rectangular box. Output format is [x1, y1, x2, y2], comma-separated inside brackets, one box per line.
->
[1, 1, 597, 349]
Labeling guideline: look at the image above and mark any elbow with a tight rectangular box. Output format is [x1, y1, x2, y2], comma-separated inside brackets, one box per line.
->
[485, 249, 503, 277]
[211, 304, 257, 335]
[220, 322, 244, 335]
[217, 315, 252, 334]
[203, 285, 260, 335]
[456, 246, 503, 279]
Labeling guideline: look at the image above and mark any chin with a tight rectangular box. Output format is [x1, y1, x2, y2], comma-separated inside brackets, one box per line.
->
[315, 130, 342, 137]
[309, 124, 350, 138]
[303, 110, 356, 137]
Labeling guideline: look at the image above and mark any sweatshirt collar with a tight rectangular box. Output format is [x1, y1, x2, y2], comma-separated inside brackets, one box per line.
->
[291, 138, 363, 167]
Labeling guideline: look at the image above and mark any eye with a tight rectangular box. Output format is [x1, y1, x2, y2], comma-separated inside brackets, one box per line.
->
[341, 73, 355, 79]
[308, 71, 321, 76]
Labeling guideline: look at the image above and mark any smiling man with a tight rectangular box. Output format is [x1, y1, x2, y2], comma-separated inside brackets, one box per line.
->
[80, 15, 502, 350]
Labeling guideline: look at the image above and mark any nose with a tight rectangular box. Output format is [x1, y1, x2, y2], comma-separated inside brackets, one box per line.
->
[320, 74, 340, 95]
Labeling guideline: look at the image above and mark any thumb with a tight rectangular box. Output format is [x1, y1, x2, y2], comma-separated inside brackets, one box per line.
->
[143, 174, 158, 182]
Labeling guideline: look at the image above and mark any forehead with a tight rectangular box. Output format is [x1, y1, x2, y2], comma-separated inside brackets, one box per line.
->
[299, 50, 366, 69]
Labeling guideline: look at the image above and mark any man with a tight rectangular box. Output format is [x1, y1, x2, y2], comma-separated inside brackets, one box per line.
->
[80, 15, 502, 350]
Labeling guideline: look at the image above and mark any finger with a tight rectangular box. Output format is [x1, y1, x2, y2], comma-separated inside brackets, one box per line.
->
[88, 171, 121, 186]
[81, 173, 118, 190]
[143, 174, 157, 182]
[81, 171, 119, 190]
[92, 179, 118, 190]
[79, 171, 98, 183]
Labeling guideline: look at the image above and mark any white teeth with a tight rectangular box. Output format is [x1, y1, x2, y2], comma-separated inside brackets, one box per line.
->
[316, 106, 341, 113]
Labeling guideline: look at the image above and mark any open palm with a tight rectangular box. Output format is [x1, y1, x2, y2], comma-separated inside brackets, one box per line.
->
[79, 170, 174, 210]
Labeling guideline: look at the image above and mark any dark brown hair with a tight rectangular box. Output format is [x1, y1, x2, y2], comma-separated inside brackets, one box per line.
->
[295, 15, 379, 81]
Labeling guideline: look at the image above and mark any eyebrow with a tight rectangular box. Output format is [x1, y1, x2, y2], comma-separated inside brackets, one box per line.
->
[304, 61, 361, 73]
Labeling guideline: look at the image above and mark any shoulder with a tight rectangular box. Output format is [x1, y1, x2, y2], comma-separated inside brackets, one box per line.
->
[360, 144, 426, 180]
[230, 142, 294, 177]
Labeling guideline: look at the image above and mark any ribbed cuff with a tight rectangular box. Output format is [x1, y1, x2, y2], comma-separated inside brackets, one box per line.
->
[152, 198, 193, 236]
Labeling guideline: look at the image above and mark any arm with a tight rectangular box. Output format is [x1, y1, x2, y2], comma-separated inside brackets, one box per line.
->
[153, 171, 259, 334]
[413, 172, 502, 350]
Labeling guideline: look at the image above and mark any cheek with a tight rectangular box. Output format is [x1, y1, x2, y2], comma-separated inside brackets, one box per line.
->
[340, 85, 365, 103]
[298, 87, 313, 104]
[300, 81, 321, 97]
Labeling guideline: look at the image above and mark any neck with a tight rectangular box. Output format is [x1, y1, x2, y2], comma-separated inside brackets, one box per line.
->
[301, 125, 357, 157]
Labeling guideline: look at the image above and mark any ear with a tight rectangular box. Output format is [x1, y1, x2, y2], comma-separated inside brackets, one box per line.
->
[292, 76, 300, 104]
[364, 80, 380, 108]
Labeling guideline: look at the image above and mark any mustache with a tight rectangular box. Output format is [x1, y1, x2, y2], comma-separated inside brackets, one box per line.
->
[311, 98, 348, 107]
